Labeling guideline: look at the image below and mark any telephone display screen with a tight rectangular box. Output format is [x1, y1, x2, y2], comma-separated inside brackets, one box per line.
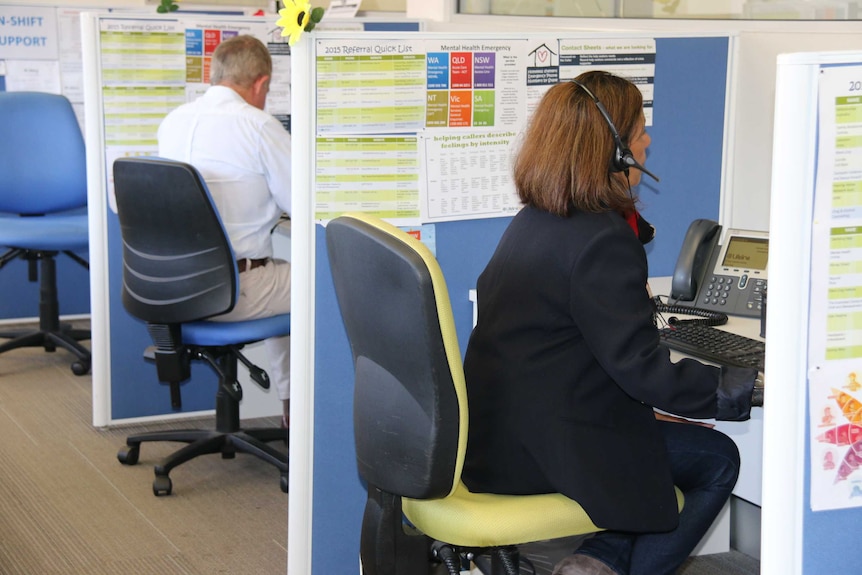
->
[720, 236, 769, 271]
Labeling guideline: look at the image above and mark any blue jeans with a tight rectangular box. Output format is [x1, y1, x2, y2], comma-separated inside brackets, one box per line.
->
[573, 421, 740, 575]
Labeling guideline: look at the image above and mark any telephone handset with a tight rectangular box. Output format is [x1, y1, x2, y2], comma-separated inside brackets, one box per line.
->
[671, 219, 721, 302]
[669, 219, 769, 318]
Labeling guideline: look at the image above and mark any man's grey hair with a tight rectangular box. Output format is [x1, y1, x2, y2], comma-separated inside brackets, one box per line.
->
[210, 35, 272, 88]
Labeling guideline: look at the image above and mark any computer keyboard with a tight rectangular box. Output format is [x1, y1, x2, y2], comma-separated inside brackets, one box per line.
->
[658, 323, 765, 372]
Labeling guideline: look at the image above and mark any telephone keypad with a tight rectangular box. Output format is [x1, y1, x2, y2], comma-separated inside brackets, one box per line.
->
[700, 274, 766, 315]
[702, 275, 741, 308]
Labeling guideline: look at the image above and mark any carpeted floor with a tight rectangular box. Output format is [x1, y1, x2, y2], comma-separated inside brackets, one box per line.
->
[0, 325, 287, 575]
[0, 321, 759, 575]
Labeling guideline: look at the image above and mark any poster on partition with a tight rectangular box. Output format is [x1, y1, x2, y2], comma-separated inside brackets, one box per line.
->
[312, 36, 657, 224]
[808, 64, 862, 511]
[97, 18, 287, 212]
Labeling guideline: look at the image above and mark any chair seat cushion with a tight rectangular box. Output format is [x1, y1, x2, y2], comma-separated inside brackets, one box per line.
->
[0, 213, 88, 251]
[182, 313, 291, 347]
[402, 481, 684, 548]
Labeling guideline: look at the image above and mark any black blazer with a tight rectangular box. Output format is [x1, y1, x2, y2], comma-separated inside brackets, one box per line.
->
[462, 206, 754, 532]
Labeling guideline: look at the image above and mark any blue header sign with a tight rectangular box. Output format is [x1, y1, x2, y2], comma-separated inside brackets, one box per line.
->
[0, 5, 57, 60]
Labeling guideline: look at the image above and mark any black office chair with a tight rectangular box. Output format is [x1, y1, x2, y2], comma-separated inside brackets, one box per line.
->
[0, 92, 91, 375]
[326, 214, 682, 575]
[112, 157, 289, 496]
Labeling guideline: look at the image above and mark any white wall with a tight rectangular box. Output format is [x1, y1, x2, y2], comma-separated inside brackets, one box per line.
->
[33, 0, 404, 13]
[729, 29, 862, 231]
[24, 0, 168, 6]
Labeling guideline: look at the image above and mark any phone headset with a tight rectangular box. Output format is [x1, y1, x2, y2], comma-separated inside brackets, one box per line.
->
[570, 79, 660, 183]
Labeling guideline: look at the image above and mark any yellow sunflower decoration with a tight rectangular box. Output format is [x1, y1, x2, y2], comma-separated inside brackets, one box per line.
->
[276, 0, 325, 46]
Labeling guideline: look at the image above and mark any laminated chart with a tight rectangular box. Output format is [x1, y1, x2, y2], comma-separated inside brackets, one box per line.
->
[422, 130, 519, 222]
[316, 40, 426, 135]
[99, 19, 275, 212]
[99, 20, 186, 212]
[424, 39, 528, 130]
[315, 136, 420, 223]
[315, 38, 529, 135]
[311, 37, 656, 222]
[809, 65, 862, 510]
[420, 41, 527, 222]
[557, 39, 657, 125]
[313, 38, 529, 221]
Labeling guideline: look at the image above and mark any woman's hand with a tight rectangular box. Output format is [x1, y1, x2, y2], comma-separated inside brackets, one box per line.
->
[752, 372, 765, 407]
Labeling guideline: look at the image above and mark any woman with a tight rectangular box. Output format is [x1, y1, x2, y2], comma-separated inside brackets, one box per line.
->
[461, 71, 761, 575]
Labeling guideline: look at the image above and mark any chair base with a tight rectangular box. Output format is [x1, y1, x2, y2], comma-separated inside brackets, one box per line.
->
[0, 249, 91, 375]
[117, 389, 288, 496]
[0, 324, 91, 375]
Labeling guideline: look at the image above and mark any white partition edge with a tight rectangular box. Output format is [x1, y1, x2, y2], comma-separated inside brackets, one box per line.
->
[718, 36, 739, 228]
[287, 36, 315, 575]
[761, 52, 821, 575]
[81, 11, 112, 428]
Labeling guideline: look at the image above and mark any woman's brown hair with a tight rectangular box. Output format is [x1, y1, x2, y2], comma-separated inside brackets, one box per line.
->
[512, 71, 644, 217]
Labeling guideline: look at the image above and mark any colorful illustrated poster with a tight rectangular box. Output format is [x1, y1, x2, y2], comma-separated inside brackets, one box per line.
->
[809, 64, 862, 511]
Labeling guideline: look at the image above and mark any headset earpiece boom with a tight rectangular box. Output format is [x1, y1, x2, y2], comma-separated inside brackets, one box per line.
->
[570, 78, 660, 183]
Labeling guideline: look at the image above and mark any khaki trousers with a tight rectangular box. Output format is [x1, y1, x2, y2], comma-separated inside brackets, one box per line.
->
[211, 258, 292, 400]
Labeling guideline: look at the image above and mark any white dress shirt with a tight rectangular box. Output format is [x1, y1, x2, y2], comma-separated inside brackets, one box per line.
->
[157, 85, 291, 259]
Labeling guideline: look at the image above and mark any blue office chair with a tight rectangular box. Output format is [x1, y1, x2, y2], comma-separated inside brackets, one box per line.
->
[111, 157, 289, 497]
[0, 92, 91, 375]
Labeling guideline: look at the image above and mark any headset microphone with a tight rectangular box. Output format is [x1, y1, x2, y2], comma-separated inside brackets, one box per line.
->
[571, 79, 660, 183]
[621, 154, 660, 183]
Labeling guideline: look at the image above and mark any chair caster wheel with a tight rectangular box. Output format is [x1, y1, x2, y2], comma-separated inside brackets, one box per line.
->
[280, 473, 288, 494]
[118, 445, 140, 465]
[71, 360, 90, 376]
[153, 475, 172, 496]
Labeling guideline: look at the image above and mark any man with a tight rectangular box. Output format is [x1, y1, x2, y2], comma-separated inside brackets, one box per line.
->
[158, 35, 293, 427]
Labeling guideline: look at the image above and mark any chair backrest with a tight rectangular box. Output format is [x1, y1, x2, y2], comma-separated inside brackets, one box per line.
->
[0, 92, 87, 215]
[326, 213, 469, 500]
[112, 157, 237, 325]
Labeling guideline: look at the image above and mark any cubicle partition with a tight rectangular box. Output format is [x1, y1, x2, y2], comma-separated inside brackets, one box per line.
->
[81, 12, 296, 427]
[766, 50, 862, 575]
[290, 31, 733, 574]
[80, 13, 421, 425]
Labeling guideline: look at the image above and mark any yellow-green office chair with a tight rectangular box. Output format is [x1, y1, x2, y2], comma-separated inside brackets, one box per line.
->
[326, 213, 681, 575]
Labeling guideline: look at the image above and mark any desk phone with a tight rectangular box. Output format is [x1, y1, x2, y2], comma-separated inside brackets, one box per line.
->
[670, 219, 768, 318]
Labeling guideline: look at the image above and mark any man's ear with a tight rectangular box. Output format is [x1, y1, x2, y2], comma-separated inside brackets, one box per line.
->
[245, 74, 271, 109]
[253, 74, 271, 96]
